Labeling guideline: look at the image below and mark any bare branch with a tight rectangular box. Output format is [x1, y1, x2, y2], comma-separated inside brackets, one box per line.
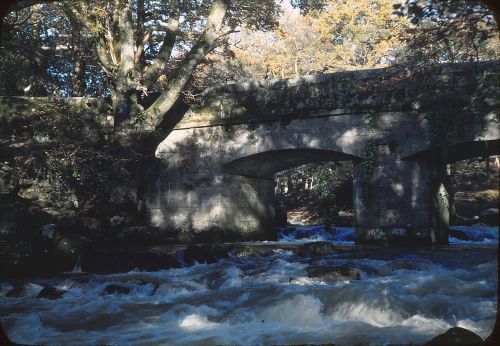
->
[118, 0, 135, 73]
[142, 0, 180, 87]
[134, 30, 152, 64]
[143, 0, 229, 129]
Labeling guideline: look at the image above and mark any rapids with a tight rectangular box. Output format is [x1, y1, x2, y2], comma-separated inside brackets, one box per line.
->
[0, 225, 497, 345]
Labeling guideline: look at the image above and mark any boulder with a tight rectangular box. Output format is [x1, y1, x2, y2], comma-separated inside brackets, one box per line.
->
[451, 214, 475, 226]
[387, 261, 417, 271]
[306, 265, 361, 282]
[424, 327, 483, 346]
[231, 244, 277, 257]
[300, 241, 337, 255]
[82, 248, 180, 274]
[479, 208, 498, 225]
[37, 286, 66, 300]
[183, 244, 230, 265]
[103, 284, 130, 295]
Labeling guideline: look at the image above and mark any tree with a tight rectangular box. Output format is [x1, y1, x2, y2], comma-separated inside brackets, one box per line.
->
[62, 0, 282, 130]
[234, 0, 408, 80]
[394, 0, 499, 65]
[1, 0, 283, 131]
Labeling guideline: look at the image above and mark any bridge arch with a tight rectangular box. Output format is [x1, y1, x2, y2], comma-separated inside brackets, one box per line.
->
[222, 148, 361, 179]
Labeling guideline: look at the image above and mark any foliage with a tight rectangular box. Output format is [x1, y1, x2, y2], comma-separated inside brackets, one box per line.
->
[394, 0, 500, 65]
[2, 102, 147, 215]
[275, 161, 353, 213]
[234, 0, 408, 79]
[0, 3, 106, 96]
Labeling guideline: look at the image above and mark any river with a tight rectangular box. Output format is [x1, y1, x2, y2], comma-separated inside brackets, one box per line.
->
[0, 225, 497, 345]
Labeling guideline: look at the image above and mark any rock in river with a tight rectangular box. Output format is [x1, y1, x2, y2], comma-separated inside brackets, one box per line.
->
[103, 284, 131, 295]
[306, 265, 361, 282]
[37, 286, 66, 300]
[424, 327, 483, 346]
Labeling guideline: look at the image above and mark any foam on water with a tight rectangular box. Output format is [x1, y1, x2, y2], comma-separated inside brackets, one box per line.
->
[279, 224, 498, 246]
[449, 225, 498, 245]
[0, 225, 497, 345]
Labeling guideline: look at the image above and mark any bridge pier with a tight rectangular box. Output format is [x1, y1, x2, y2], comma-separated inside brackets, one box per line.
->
[353, 145, 449, 245]
[147, 165, 278, 242]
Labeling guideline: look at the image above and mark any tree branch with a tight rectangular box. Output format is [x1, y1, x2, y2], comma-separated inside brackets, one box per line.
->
[134, 30, 152, 64]
[118, 0, 135, 73]
[66, 3, 117, 71]
[142, 0, 180, 88]
[143, 0, 229, 129]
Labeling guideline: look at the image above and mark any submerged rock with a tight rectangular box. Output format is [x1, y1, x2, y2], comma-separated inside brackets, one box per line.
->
[449, 228, 470, 241]
[183, 244, 230, 265]
[300, 241, 337, 255]
[82, 248, 180, 274]
[103, 284, 130, 295]
[424, 327, 483, 346]
[231, 244, 277, 257]
[387, 261, 417, 271]
[306, 265, 361, 282]
[37, 286, 66, 300]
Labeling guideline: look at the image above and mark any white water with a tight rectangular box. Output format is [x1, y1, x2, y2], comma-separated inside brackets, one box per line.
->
[0, 225, 497, 345]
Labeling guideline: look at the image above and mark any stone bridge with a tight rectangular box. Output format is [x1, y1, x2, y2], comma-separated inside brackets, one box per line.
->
[150, 61, 499, 245]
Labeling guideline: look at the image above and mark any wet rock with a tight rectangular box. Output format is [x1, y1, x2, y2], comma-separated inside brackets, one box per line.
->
[449, 228, 470, 241]
[306, 265, 361, 281]
[37, 286, 66, 300]
[231, 244, 276, 257]
[479, 208, 498, 225]
[294, 231, 310, 239]
[183, 244, 230, 265]
[451, 214, 475, 226]
[300, 241, 336, 255]
[424, 327, 483, 346]
[230, 243, 301, 257]
[82, 248, 180, 274]
[5, 284, 24, 297]
[387, 261, 417, 271]
[103, 284, 130, 295]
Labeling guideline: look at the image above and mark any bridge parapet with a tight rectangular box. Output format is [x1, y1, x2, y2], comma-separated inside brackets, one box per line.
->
[178, 61, 499, 128]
